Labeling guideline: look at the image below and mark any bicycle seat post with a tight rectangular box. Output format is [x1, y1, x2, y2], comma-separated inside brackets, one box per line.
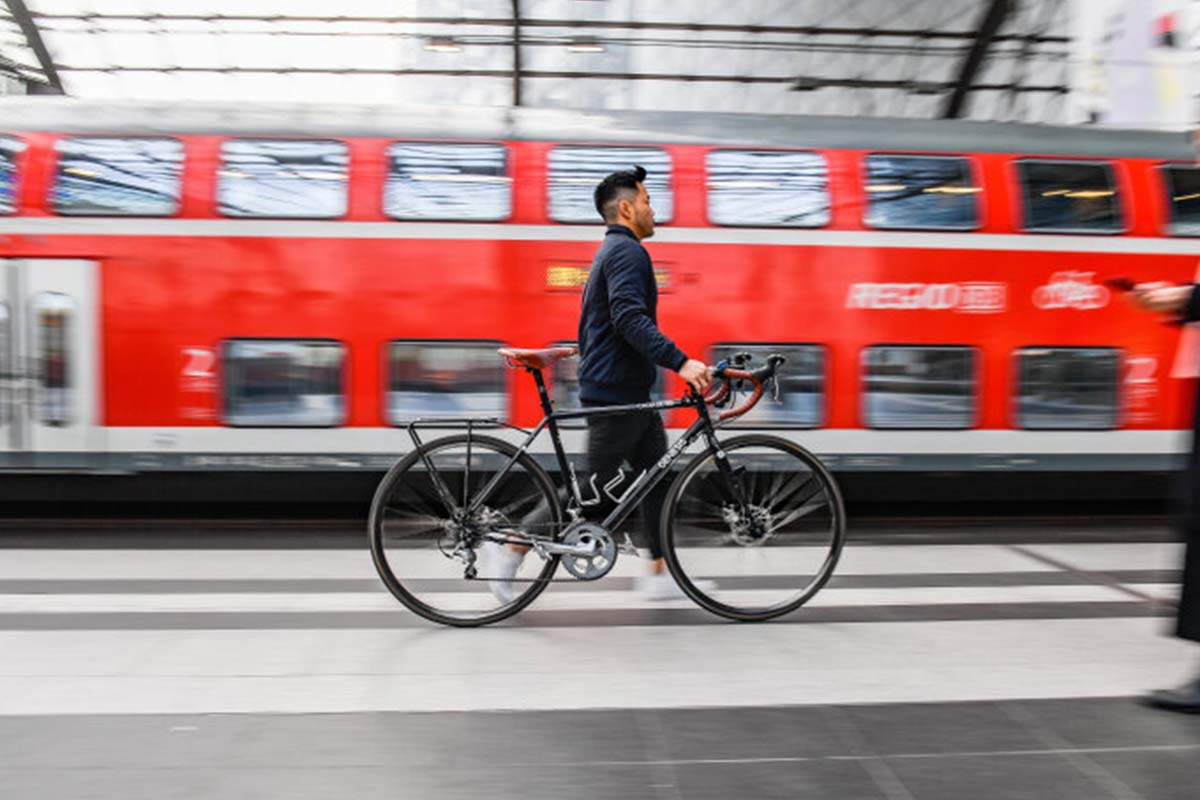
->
[525, 367, 551, 417]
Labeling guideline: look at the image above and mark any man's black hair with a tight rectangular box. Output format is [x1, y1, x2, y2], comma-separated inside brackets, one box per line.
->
[593, 165, 647, 222]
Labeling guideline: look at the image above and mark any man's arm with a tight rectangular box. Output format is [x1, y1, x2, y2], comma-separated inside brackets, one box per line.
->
[1129, 282, 1198, 319]
[605, 245, 688, 370]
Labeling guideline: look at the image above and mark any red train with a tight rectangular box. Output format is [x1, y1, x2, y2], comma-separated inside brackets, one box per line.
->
[0, 98, 1196, 503]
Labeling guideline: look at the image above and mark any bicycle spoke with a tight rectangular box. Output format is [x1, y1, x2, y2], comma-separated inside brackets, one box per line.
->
[768, 494, 830, 532]
[762, 473, 816, 513]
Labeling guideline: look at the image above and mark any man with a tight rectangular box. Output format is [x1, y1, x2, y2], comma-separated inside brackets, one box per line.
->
[484, 165, 711, 602]
[1129, 276, 1200, 712]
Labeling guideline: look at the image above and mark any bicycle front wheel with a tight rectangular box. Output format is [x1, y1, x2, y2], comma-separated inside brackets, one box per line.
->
[368, 434, 561, 627]
[662, 435, 845, 622]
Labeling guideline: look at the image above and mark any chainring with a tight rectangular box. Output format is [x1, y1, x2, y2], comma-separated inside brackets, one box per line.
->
[560, 522, 618, 580]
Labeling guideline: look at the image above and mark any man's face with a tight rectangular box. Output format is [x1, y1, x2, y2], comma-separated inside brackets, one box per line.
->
[621, 183, 656, 239]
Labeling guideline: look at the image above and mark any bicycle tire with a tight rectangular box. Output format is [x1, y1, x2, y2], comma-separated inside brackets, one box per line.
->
[661, 434, 846, 622]
[368, 433, 562, 627]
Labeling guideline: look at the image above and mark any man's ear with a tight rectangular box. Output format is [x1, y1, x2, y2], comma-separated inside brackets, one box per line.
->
[617, 196, 633, 220]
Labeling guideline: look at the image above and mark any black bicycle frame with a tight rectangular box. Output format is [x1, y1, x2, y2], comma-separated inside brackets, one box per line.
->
[405, 367, 749, 538]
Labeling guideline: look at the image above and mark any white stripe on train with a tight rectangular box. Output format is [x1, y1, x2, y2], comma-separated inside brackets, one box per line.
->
[0, 217, 1199, 255]
[102, 427, 1191, 455]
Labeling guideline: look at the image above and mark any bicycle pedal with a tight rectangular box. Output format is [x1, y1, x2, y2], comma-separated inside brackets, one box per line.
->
[618, 533, 642, 558]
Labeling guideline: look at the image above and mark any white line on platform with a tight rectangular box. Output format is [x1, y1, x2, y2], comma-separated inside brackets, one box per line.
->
[1120, 583, 1180, 602]
[0, 618, 1189, 715]
[1018, 543, 1183, 573]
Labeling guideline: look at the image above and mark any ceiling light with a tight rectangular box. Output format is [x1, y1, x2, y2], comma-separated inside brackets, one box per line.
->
[567, 37, 605, 53]
[424, 36, 462, 53]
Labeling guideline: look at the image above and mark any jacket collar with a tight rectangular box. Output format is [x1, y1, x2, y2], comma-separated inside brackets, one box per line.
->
[605, 224, 639, 241]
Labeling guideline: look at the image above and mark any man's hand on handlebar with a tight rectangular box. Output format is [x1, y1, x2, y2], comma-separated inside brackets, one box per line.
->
[679, 358, 711, 394]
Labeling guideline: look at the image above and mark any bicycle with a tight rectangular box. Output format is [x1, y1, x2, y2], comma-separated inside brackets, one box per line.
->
[368, 347, 846, 627]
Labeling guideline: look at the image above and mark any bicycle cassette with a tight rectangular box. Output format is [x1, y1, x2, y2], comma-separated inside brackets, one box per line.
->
[559, 522, 617, 580]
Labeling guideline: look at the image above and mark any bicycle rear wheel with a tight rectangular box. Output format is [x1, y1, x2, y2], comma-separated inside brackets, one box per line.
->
[368, 434, 561, 627]
[661, 434, 845, 622]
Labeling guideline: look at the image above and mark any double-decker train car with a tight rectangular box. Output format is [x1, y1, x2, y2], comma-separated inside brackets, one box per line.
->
[0, 98, 1196, 506]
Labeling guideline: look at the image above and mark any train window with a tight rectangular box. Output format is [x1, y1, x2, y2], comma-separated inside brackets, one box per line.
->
[52, 137, 183, 217]
[863, 346, 977, 429]
[384, 143, 511, 221]
[706, 150, 829, 227]
[709, 344, 825, 427]
[1016, 347, 1119, 429]
[386, 341, 507, 424]
[864, 154, 979, 230]
[1163, 165, 1200, 236]
[218, 139, 348, 219]
[551, 341, 666, 427]
[548, 147, 673, 224]
[1016, 160, 1123, 233]
[32, 292, 75, 427]
[0, 136, 25, 214]
[221, 340, 346, 427]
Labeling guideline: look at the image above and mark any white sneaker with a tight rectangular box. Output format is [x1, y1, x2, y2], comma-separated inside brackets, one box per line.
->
[636, 573, 717, 601]
[476, 541, 525, 604]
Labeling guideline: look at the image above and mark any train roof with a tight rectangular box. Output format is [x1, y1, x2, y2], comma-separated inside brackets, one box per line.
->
[0, 97, 1193, 160]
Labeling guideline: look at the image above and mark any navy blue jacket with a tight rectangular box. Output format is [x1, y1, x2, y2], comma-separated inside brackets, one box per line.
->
[577, 225, 688, 404]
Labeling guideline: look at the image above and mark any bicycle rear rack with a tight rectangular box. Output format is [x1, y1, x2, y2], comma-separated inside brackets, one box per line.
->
[404, 417, 531, 452]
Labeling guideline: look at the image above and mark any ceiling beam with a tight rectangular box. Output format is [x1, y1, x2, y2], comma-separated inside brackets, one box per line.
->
[511, 0, 522, 106]
[51, 64, 1066, 94]
[8, 0, 64, 93]
[28, 12, 1066, 44]
[943, 0, 1013, 118]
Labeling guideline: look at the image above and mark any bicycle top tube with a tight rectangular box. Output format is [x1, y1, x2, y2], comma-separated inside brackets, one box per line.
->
[494, 346, 788, 425]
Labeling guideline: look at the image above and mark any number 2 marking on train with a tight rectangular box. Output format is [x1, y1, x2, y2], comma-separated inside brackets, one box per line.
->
[182, 347, 216, 378]
[1125, 357, 1157, 385]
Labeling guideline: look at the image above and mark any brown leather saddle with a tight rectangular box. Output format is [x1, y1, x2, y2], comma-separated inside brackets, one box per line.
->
[498, 346, 578, 370]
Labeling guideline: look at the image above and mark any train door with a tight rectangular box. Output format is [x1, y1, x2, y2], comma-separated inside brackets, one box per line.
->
[0, 259, 102, 469]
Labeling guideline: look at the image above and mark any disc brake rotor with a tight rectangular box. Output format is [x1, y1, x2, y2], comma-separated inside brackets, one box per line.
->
[723, 504, 775, 547]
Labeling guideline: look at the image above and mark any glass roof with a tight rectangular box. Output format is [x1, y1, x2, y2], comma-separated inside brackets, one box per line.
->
[0, 0, 1072, 122]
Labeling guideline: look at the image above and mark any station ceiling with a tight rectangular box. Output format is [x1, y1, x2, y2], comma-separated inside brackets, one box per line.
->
[0, 0, 1070, 122]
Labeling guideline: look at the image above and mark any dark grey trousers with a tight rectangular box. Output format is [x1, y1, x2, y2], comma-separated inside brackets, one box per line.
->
[580, 404, 670, 560]
[523, 404, 670, 560]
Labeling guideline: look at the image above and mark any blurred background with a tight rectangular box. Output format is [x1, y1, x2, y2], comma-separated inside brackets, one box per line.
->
[0, 4, 1198, 800]
[0, 0, 1195, 515]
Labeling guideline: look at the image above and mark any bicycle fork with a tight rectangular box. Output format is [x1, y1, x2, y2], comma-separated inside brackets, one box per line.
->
[695, 400, 752, 512]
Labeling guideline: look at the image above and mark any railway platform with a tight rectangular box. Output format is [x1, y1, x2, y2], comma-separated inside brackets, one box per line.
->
[1, 517, 1198, 799]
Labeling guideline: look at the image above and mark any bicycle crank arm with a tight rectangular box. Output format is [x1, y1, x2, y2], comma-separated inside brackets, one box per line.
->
[476, 532, 599, 559]
[533, 539, 604, 558]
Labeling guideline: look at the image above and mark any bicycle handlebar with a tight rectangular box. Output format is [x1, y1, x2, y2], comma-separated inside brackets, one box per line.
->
[699, 354, 786, 421]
